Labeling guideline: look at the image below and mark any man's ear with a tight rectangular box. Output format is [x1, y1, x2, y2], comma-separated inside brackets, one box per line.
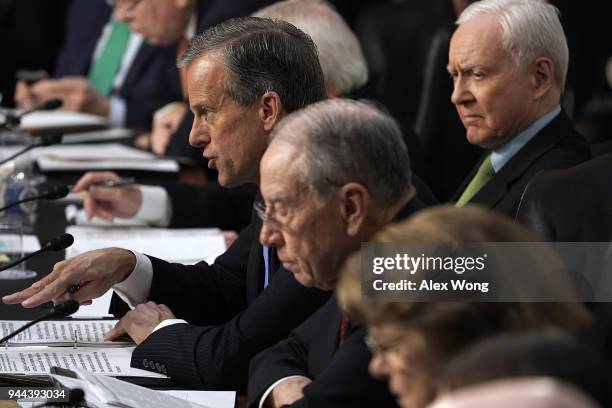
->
[338, 182, 369, 237]
[531, 56, 555, 99]
[259, 91, 284, 132]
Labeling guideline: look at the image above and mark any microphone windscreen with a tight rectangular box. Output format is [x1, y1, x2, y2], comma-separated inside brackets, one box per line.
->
[68, 388, 85, 404]
[41, 99, 63, 111]
[44, 184, 70, 200]
[44, 233, 74, 251]
[51, 299, 79, 318]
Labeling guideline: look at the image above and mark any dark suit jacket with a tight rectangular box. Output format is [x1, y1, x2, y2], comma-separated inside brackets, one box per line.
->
[452, 110, 591, 218]
[54, 0, 182, 131]
[126, 205, 331, 392]
[246, 197, 425, 408]
[248, 297, 398, 408]
[162, 182, 257, 231]
[516, 154, 612, 242]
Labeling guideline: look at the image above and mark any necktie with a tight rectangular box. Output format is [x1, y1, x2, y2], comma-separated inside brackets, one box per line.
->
[337, 315, 349, 347]
[456, 154, 495, 207]
[88, 22, 131, 96]
[263, 245, 270, 288]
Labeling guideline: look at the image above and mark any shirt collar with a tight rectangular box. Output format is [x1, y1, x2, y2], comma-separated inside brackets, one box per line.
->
[185, 12, 197, 39]
[490, 105, 561, 173]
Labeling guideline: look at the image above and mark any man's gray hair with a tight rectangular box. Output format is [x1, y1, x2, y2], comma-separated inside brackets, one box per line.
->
[253, 0, 368, 96]
[178, 16, 325, 112]
[270, 98, 412, 207]
[457, 0, 569, 90]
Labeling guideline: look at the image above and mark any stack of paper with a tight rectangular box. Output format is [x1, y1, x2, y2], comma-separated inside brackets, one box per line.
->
[49, 368, 235, 408]
[20, 111, 108, 133]
[0, 320, 163, 378]
[34, 143, 179, 172]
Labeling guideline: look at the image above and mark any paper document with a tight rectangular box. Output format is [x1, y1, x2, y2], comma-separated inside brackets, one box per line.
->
[20, 111, 108, 130]
[61, 128, 133, 144]
[0, 347, 165, 378]
[33, 143, 179, 173]
[71, 290, 114, 318]
[51, 369, 216, 408]
[66, 226, 227, 265]
[0, 320, 129, 347]
[163, 391, 236, 408]
[65, 205, 148, 227]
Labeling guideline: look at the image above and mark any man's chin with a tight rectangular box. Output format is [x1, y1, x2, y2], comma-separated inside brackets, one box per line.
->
[291, 271, 315, 288]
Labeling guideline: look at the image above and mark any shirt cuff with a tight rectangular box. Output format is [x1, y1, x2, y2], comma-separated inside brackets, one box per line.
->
[259, 376, 311, 408]
[134, 185, 173, 227]
[113, 251, 153, 308]
[152, 319, 188, 333]
[108, 95, 127, 127]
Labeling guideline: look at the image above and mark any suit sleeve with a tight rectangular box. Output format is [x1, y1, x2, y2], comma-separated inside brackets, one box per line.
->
[248, 305, 396, 408]
[142, 219, 257, 325]
[162, 182, 257, 232]
[290, 330, 396, 408]
[131, 267, 331, 392]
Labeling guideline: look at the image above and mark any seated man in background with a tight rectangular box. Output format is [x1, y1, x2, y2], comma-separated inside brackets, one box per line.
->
[337, 205, 593, 408]
[4, 17, 330, 392]
[14, 0, 182, 131]
[248, 98, 423, 408]
[71, 0, 379, 231]
[449, 0, 590, 216]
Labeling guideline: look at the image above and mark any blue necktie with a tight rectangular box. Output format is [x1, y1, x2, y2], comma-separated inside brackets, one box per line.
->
[263, 246, 270, 288]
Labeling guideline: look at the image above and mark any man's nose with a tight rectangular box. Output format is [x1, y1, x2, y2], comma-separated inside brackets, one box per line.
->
[260, 222, 283, 248]
[450, 77, 473, 106]
[188, 124, 210, 148]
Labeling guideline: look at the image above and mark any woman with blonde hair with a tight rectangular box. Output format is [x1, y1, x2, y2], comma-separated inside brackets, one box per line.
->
[337, 205, 592, 408]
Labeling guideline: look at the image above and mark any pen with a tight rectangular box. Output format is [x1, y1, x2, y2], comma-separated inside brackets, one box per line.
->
[92, 177, 136, 188]
[68, 177, 136, 192]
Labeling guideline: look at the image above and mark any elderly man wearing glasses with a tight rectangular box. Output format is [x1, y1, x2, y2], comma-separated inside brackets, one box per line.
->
[247, 98, 423, 408]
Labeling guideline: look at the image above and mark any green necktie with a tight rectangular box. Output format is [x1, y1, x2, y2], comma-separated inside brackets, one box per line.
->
[456, 154, 495, 207]
[88, 22, 131, 96]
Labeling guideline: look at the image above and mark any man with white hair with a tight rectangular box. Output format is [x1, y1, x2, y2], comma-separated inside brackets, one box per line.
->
[253, 0, 368, 98]
[248, 98, 422, 407]
[449, 0, 590, 216]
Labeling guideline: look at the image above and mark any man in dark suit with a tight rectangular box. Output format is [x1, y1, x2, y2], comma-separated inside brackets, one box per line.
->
[516, 154, 612, 242]
[3, 17, 330, 392]
[113, 0, 276, 159]
[448, 0, 590, 218]
[248, 98, 422, 408]
[14, 0, 183, 131]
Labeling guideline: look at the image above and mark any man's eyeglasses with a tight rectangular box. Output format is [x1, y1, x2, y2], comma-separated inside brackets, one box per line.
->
[253, 199, 283, 231]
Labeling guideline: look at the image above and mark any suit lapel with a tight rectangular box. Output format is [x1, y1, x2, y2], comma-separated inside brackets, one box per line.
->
[463, 111, 574, 209]
[120, 42, 158, 92]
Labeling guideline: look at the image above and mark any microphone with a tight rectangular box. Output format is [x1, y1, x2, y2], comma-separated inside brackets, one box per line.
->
[2, 99, 63, 129]
[0, 299, 80, 345]
[0, 233, 74, 273]
[0, 133, 63, 167]
[0, 184, 70, 213]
